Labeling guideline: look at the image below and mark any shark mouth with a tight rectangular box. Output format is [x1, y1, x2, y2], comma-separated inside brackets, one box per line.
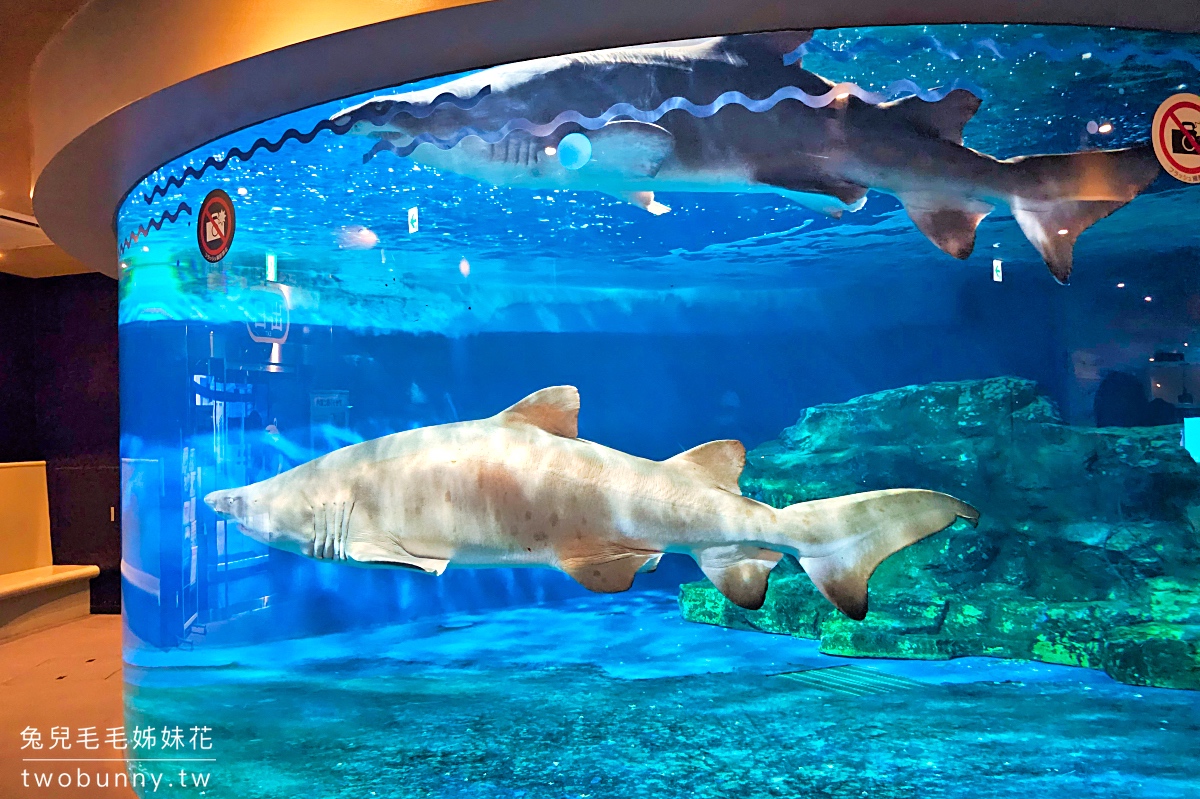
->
[233, 522, 269, 544]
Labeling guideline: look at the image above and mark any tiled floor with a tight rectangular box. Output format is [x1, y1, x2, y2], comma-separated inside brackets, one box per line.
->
[0, 615, 134, 797]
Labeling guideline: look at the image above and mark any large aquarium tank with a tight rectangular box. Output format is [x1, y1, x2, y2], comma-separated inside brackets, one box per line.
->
[116, 25, 1200, 798]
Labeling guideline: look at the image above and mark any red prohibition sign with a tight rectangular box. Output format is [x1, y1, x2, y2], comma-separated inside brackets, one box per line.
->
[1157, 99, 1200, 176]
[197, 189, 236, 262]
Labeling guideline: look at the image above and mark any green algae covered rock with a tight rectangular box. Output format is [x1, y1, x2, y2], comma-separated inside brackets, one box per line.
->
[678, 377, 1200, 690]
[1103, 623, 1200, 690]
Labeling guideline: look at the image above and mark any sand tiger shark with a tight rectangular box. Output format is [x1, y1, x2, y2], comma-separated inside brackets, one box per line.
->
[205, 386, 978, 618]
[333, 30, 1162, 284]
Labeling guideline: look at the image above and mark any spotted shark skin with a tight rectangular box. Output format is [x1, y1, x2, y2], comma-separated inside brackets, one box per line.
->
[205, 386, 978, 619]
[334, 31, 1162, 284]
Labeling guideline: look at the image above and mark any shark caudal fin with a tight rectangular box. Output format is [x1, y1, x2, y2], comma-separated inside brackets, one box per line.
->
[1005, 143, 1161, 284]
[780, 489, 978, 620]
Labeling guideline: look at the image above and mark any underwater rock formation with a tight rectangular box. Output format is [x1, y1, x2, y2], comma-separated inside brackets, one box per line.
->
[678, 377, 1200, 690]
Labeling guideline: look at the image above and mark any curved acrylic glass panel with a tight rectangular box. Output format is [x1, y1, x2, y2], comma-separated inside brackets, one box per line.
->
[116, 25, 1200, 798]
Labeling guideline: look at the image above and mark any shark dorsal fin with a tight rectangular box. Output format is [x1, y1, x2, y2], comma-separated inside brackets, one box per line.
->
[883, 88, 981, 146]
[499, 386, 580, 438]
[668, 440, 745, 494]
[719, 30, 812, 61]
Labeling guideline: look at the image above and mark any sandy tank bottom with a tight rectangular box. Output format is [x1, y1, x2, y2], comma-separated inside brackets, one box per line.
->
[122, 592, 1200, 799]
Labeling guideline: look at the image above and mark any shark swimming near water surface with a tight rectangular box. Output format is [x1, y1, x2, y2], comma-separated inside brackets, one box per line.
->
[206, 386, 978, 619]
[334, 30, 1163, 284]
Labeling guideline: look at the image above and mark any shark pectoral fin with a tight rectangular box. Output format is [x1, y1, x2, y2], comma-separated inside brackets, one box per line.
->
[497, 385, 580, 437]
[697, 545, 783, 610]
[882, 89, 981, 145]
[346, 542, 449, 575]
[587, 120, 674, 178]
[754, 170, 868, 217]
[559, 551, 660, 593]
[667, 440, 745, 494]
[784, 489, 979, 620]
[1010, 199, 1126, 285]
[617, 191, 671, 215]
[900, 197, 992, 260]
[637, 554, 664, 574]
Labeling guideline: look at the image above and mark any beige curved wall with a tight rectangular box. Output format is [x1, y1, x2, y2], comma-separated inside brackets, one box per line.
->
[29, 0, 487, 182]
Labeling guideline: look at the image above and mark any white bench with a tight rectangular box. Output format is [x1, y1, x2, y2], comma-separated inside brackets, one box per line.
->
[0, 462, 98, 642]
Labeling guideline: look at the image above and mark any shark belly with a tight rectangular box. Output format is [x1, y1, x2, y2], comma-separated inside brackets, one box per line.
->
[350, 426, 624, 570]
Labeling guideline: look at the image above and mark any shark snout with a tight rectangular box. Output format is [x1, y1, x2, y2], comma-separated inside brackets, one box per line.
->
[328, 107, 372, 135]
[204, 485, 310, 553]
[204, 490, 239, 516]
[330, 101, 407, 138]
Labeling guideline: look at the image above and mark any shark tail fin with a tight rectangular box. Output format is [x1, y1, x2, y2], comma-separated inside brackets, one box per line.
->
[778, 489, 978, 620]
[1005, 143, 1161, 284]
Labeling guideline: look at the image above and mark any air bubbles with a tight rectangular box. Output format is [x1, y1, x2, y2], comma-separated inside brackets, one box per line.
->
[236, 187, 248, 196]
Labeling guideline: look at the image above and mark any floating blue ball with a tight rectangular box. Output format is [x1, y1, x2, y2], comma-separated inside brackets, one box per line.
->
[557, 133, 592, 170]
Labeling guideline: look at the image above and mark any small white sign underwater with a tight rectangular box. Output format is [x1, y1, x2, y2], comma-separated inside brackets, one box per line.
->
[1183, 417, 1200, 462]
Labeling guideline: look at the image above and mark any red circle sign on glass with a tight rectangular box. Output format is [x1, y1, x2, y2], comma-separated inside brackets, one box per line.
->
[1153, 93, 1200, 184]
[197, 189, 236, 261]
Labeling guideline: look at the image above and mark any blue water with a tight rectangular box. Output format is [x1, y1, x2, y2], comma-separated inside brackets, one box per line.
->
[115, 24, 1200, 798]
[122, 593, 1200, 799]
